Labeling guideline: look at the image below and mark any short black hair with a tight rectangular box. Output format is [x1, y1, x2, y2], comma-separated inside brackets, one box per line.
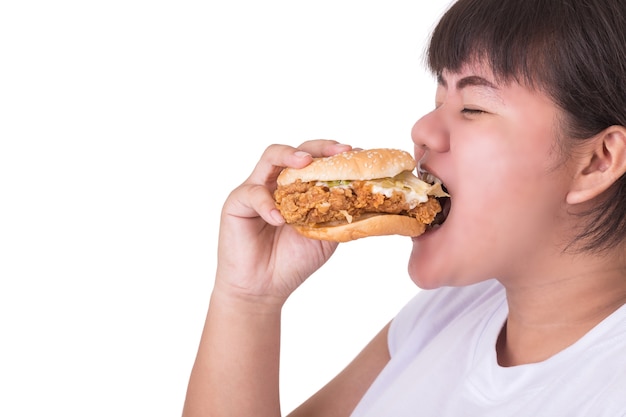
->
[427, 0, 626, 253]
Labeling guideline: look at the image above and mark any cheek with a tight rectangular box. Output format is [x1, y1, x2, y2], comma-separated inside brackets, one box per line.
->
[458, 149, 551, 231]
[457, 121, 557, 199]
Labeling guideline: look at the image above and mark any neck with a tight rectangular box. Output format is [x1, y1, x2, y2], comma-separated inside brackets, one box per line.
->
[496, 252, 626, 367]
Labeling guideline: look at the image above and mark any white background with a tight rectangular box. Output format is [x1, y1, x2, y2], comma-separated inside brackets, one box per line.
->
[0, 1, 453, 415]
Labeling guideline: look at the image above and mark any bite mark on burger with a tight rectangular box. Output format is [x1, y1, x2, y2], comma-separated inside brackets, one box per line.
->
[273, 148, 449, 242]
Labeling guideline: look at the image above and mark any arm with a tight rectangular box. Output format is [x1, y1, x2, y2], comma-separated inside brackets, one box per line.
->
[182, 290, 283, 417]
[182, 141, 355, 417]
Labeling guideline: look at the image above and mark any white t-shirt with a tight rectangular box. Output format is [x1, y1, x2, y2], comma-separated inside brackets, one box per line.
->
[351, 279, 626, 417]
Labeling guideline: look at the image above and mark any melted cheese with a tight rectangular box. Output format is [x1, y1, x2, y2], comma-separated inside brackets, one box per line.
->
[370, 182, 429, 208]
[317, 171, 448, 210]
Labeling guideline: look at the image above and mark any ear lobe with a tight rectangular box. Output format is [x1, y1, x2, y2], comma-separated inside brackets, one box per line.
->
[566, 126, 626, 205]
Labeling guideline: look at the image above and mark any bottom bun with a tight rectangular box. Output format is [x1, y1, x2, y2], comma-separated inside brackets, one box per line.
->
[293, 214, 427, 243]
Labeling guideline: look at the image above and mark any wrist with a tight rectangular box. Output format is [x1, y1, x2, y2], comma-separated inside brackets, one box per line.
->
[210, 282, 286, 316]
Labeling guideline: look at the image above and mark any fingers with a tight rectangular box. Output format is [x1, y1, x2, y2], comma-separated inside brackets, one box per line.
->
[232, 140, 353, 226]
[246, 140, 352, 186]
[297, 140, 353, 157]
[229, 183, 285, 226]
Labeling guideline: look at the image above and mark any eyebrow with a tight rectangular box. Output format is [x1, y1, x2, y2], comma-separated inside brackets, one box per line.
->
[437, 74, 499, 91]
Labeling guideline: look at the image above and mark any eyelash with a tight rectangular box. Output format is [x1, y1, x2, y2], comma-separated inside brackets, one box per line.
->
[461, 108, 485, 115]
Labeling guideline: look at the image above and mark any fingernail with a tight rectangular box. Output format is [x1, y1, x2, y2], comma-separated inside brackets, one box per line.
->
[294, 151, 311, 158]
[270, 209, 285, 225]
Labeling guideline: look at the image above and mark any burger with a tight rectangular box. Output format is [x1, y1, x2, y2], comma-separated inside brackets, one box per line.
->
[273, 148, 449, 242]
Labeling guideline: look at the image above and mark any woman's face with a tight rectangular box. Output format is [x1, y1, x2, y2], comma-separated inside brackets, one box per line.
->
[409, 65, 576, 288]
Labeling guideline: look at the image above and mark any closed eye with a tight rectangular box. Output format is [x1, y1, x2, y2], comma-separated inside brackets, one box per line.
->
[461, 108, 486, 115]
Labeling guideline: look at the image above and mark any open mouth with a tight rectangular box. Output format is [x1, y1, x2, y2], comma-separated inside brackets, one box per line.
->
[432, 195, 450, 227]
[419, 169, 450, 228]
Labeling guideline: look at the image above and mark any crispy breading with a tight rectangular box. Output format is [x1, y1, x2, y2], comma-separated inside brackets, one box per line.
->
[274, 180, 441, 226]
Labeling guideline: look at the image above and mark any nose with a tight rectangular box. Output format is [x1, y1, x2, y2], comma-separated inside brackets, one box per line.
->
[411, 108, 449, 159]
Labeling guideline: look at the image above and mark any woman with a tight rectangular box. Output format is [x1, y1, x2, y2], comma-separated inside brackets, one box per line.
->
[183, 0, 626, 415]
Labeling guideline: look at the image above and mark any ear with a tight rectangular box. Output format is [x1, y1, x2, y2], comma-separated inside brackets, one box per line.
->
[566, 126, 626, 205]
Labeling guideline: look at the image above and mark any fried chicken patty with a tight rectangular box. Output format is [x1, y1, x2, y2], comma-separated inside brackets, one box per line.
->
[274, 179, 442, 226]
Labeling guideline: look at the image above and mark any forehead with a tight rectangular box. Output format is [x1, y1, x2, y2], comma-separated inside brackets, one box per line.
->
[436, 65, 506, 102]
[437, 64, 563, 130]
[438, 63, 499, 87]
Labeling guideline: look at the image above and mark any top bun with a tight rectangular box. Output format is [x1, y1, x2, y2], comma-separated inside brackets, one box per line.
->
[277, 148, 416, 186]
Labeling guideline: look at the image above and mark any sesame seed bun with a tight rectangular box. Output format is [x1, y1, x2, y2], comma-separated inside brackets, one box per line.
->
[274, 148, 445, 242]
[277, 148, 416, 186]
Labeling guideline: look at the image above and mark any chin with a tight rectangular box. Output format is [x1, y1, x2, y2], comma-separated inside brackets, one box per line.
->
[407, 226, 465, 289]
[407, 241, 448, 289]
[408, 240, 495, 289]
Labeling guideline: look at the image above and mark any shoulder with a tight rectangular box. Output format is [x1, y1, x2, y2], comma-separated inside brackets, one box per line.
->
[584, 303, 626, 411]
[388, 279, 504, 355]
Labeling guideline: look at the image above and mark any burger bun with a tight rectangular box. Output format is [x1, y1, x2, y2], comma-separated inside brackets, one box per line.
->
[293, 213, 427, 242]
[277, 148, 416, 186]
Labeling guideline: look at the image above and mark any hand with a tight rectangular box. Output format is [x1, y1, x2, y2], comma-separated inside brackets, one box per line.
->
[214, 140, 353, 306]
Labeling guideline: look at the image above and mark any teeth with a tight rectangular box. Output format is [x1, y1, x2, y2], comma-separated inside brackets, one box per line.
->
[418, 168, 443, 185]
[418, 166, 450, 199]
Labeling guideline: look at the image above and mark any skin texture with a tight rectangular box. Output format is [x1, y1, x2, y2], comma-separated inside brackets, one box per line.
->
[182, 63, 626, 415]
[409, 65, 626, 365]
[409, 65, 575, 288]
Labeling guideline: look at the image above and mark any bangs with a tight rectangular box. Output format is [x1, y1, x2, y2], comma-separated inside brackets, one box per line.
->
[427, 0, 563, 90]
[426, 0, 626, 253]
